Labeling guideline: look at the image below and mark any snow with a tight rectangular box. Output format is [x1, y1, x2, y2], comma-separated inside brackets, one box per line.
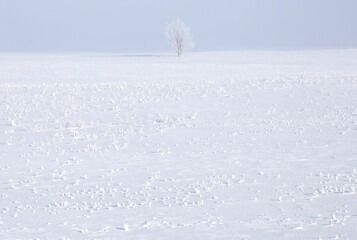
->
[0, 50, 357, 239]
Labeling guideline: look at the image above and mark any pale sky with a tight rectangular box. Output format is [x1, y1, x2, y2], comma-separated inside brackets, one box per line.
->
[0, 0, 356, 52]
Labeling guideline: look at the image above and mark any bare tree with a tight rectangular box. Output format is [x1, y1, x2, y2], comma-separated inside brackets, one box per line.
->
[165, 19, 194, 57]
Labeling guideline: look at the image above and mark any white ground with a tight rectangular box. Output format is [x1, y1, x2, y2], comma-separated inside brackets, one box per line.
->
[0, 50, 357, 239]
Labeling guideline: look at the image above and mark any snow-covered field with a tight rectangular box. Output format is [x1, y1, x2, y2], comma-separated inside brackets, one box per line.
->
[0, 50, 357, 239]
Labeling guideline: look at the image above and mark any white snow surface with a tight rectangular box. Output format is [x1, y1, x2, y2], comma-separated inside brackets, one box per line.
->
[0, 50, 357, 239]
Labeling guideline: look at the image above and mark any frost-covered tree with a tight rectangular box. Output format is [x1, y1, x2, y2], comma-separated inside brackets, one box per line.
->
[165, 19, 194, 57]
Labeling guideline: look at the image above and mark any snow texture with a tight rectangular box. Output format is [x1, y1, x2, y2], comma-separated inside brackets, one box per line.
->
[0, 50, 357, 239]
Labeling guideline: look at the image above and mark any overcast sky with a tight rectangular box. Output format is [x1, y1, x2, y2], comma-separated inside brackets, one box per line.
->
[0, 0, 356, 52]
